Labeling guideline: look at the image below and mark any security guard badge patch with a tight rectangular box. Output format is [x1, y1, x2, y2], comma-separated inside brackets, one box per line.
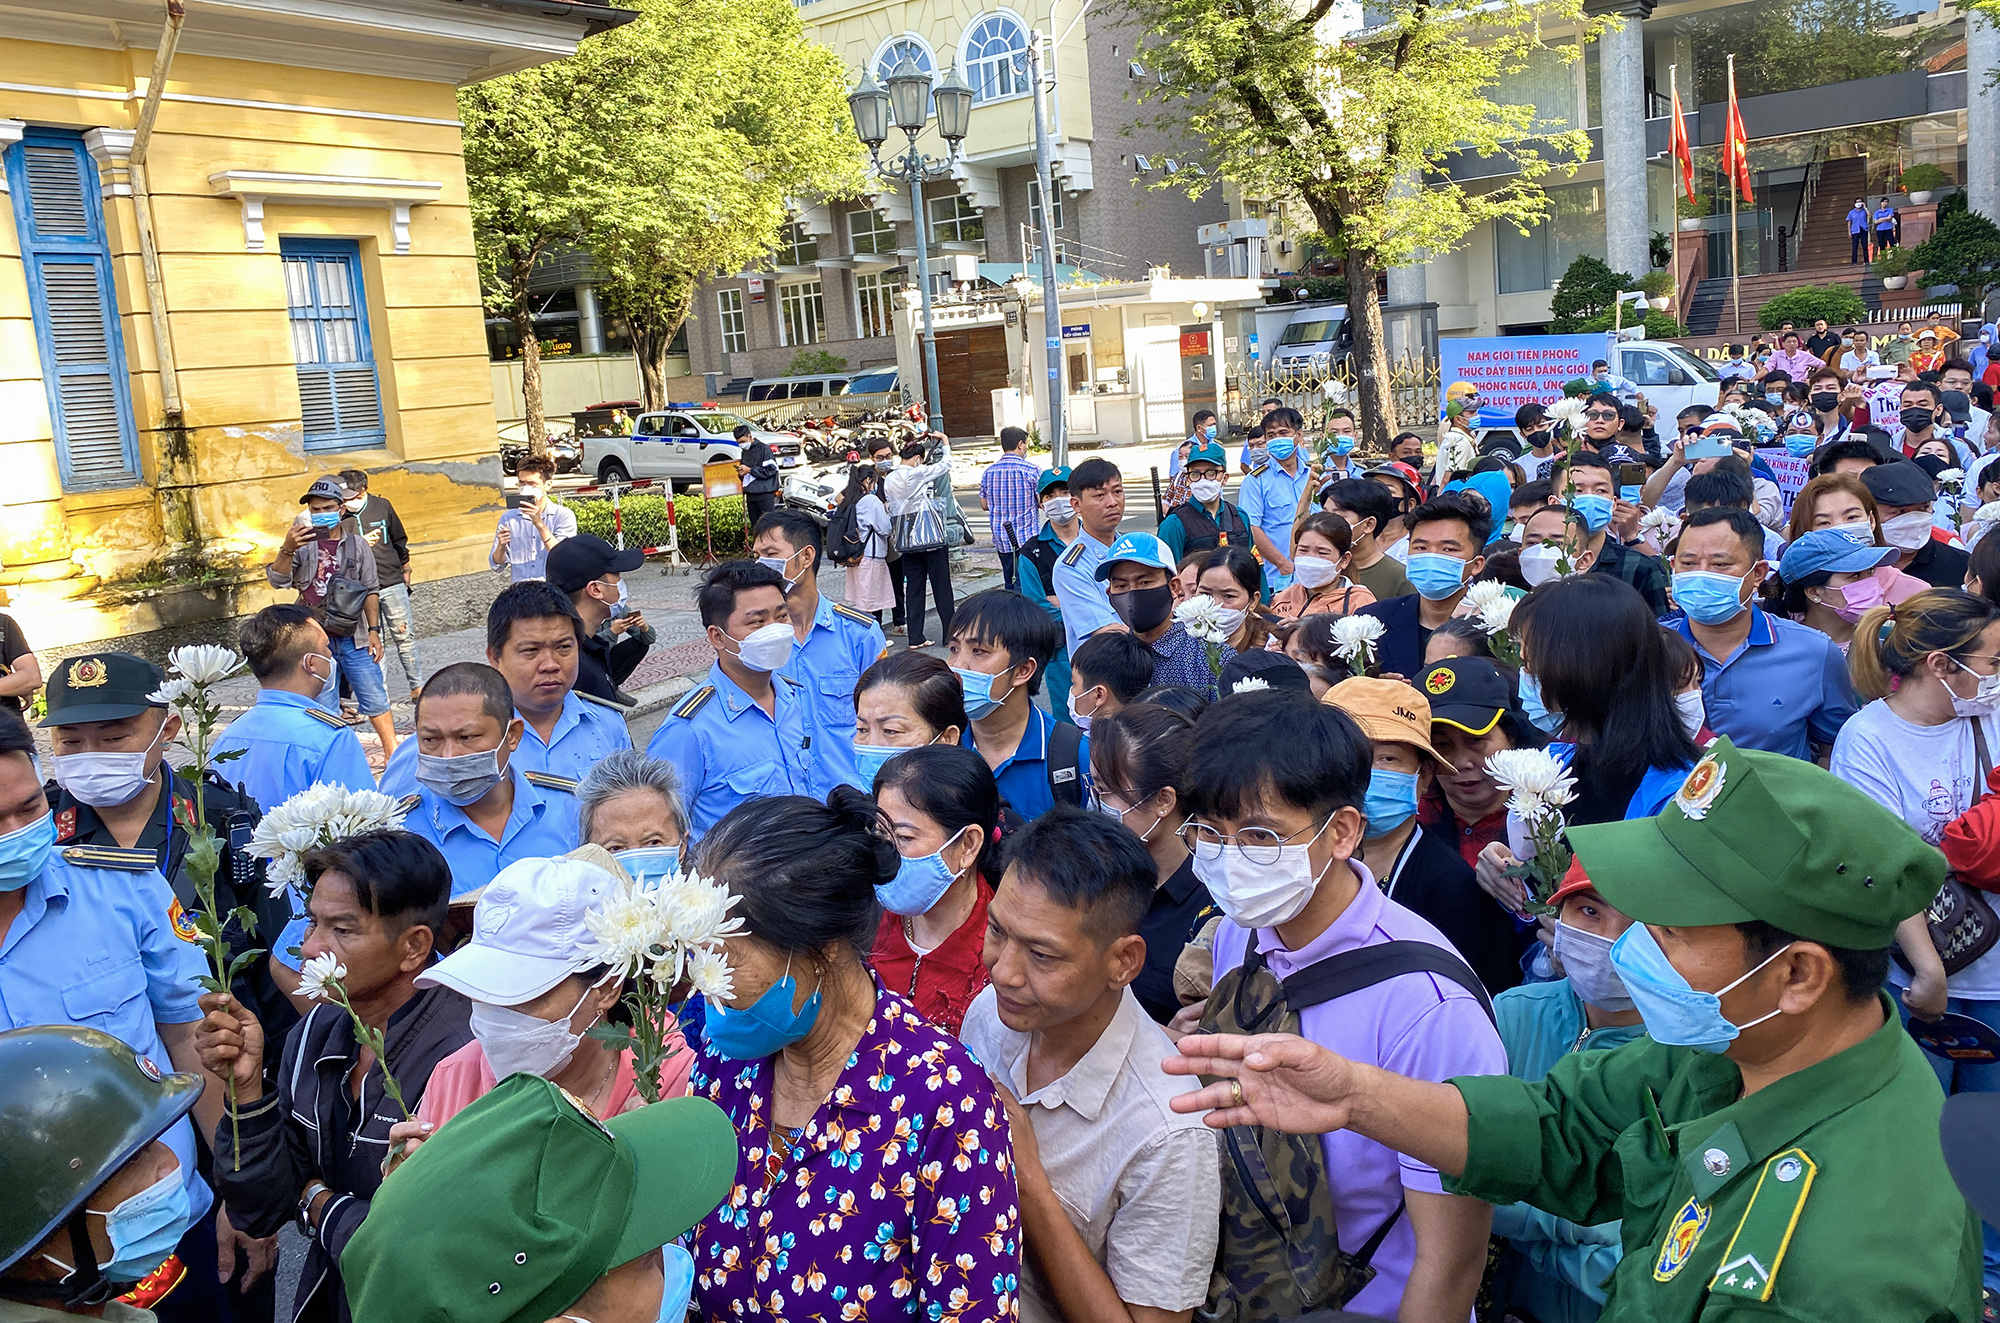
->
[1707, 1147, 1818, 1302]
[168, 897, 200, 944]
[1653, 1195, 1710, 1281]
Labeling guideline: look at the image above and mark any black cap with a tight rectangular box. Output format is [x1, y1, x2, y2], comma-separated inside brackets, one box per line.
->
[1418, 657, 1514, 735]
[544, 535, 646, 594]
[41, 652, 166, 727]
[1861, 460, 1936, 508]
[1220, 649, 1310, 695]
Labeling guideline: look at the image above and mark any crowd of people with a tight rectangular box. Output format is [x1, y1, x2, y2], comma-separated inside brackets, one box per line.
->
[8, 320, 2000, 1323]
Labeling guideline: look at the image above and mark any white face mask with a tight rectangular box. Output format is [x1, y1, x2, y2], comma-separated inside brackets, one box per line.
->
[469, 984, 601, 1081]
[343, 496, 366, 513]
[727, 621, 795, 673]
[50, 724, 167, 808]
[1043, 496, 1075, 524]
[1067, 686, 1103, 732]
[1291, 556, 1341, 589]
[301, 652, 332, 701]
[1189, 479, 1224, 504]
[1674, 689, 1706, 740]
[1190, 817, 1336, 930]
[1949, 657, 2000, 718]
[1880, 510, 1936, 552]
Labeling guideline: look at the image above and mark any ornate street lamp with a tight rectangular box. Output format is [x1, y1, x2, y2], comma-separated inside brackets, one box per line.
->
[847, 68, 890, 149]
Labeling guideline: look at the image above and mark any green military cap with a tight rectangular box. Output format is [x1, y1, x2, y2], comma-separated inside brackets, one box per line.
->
[1569, 737, 1944, 950]
[41, 652, 166, 727]
[341, 1074, 736, 1323]
[1186, 441, 1228, 468]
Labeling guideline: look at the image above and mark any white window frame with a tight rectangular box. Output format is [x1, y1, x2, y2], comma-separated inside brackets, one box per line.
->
[871, 34, 938, 117]
[854, 271, 896, 339]
[928, 194, 985, 246]
[717, 288, 747, 355]
[962, 11, 1031, 105]
[779, 280, 825, 347]
[847, 208, 897, 256]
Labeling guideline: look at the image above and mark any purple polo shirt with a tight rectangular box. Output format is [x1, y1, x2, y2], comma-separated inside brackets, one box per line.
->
[1209, 861, 1507, 1320]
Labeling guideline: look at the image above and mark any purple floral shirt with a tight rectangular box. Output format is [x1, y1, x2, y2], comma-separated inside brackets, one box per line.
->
[689, 982, 1022, 1322]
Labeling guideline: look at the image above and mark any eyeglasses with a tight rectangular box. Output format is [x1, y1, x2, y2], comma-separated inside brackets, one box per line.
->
[1179, 817, 1328, 865]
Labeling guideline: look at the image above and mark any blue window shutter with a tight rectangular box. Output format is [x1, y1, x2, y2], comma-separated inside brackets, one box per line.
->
[280, 240, 386, 451]
[6, 131, 141, 490]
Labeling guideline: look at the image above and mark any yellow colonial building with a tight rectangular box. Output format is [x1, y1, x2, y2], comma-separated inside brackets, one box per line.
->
[0, 0, 630, 652]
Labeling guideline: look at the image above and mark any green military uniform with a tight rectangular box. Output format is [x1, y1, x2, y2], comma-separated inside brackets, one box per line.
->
[1445, 738, 1983, 1321]
[341, 1075, 737, 1323]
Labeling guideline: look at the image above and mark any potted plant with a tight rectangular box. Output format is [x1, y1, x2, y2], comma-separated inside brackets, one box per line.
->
[1901, 163, 1948, 206]
[1638, 269, 1674, 310]
[1873, 245, 1912, 290]
[1677, 195, 1707, 232]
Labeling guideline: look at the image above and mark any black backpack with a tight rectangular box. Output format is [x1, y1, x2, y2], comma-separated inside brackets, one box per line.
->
[825, 497, 866, 566]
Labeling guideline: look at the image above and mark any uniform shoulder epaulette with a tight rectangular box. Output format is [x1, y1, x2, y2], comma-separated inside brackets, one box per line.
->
[396, 794, 422, 814]
[573, 689, 626, 712]
[673, 685, 716, 719]
[303, 707, 349, 729]
[832, 602, 878, 629]
[62, 844, 157, 871]
[1249, 462, 1271, 477]
[1059, 541, 1088, 566]
[522, 770, 579, 794]
[778, 674, 804, 689]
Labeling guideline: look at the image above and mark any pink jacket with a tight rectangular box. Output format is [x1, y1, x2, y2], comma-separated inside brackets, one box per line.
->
[416, 1017, 695, 1129]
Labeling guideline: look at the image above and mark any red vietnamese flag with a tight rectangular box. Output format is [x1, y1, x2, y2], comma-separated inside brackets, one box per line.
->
[1723, 60, 1754, 204]
[1669, 72, 1695, 204]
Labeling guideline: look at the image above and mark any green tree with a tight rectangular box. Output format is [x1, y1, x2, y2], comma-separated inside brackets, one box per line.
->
[580, 0, 865, 409]
[1688, 0, 1910, 103]
[1912, 209, 2000, 315]
[1125, 0, 1604, 448]
[1549, 255, 1638, 332]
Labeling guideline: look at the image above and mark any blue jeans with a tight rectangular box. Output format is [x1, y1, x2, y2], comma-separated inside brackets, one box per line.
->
[324, 633, 390, 717]
[1898, 993, 2000, 1288]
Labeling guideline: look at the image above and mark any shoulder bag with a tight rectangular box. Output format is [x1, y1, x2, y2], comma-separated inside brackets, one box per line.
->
[1925, 720, 2000, 976]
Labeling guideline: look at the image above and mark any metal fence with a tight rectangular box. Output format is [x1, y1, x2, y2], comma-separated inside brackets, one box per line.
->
[1226, 355, 1442, 434]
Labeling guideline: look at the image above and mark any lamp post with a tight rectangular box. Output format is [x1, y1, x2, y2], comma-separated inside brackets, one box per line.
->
[849, 59, 973, 436]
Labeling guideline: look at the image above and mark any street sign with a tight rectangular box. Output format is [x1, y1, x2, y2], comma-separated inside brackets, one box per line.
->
[1061, 323, 1091, 340]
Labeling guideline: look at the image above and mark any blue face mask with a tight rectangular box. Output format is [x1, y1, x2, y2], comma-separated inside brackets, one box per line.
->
[1331, 437, 1357, 457]
[1362, 768, 1421, 839]
[853, 742, 907, 786]
[952, 667, 1015, 721]
[1266, 437, 1298, 461]
[1620, 485, 1642, 504]
[1785, 433, 1817, 457]
[703, 963, 822, 1061]
[1519, 671, 1564, 734]
[1202, 423, 1217, 440]
[1671, 570, 1751, 626]
[616, 845, 679, 883]
[876, 829, 971, 917]
[92, 1167, 195, 1283]
[1608, 923, 1791, 1052]
[0, 811, 55, 891]
[1571, 493, 1614, 533]
[659, 1244, 696, 1323]
[308, 510, 342, 531]
[1764, 393, 1784, 407]
[1404, 553, 1469, 601]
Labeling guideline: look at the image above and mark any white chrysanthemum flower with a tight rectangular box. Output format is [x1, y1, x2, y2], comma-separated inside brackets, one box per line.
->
[148, 677, 195, 707]
[1638, 506, 1679, 534]
[1975, 501, 2000, 525]
[1230, 676, 1271, 694]
[168, 644, 244, 686]
[298, 953, 347, 1001]
[687, 945, 734, 1000]
[1485, 748, 1578, 824]
[1939, 468, 1966, 487]
[1462, 581, 1510, 612]
[1174, 595, 1231, 645]
[247, 784, 409, 899]
[1476, 595, 1516, 636]
[1328, 613, 1386, 663]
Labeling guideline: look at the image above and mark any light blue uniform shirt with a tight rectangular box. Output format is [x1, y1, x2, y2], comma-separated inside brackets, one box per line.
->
[1050, 527, 1118, 658]
[399, 764, 581, 898]
[1674, 606, 1858, 760]
[378, 690, 632, 797]
[646, 662, 814, 840]
[209, 688, 375, 810]
[1, 849, 213, 1221]
[1237, 456, 1312, 590]
[784, 593, 887, 794]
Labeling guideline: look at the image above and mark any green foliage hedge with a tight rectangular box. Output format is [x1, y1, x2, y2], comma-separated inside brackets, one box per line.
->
[1755, 285, 1867, 331]
[570, 492, 750, 559]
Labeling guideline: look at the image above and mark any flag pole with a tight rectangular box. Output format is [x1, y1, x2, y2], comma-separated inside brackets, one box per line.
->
[1728, 54, 1742, 337]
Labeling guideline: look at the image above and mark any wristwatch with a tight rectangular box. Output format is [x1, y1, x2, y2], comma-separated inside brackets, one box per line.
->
[298, 1180, 328, 1234]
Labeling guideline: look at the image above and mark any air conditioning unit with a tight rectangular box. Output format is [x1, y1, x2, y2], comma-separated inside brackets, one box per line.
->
[1277, 238, 1293, 254]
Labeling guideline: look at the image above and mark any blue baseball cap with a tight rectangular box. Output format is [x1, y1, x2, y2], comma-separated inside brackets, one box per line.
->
[1186, 441, 1228, 469]
[1777, 526, 1900, 582]
[1038, 466, 1073, 494]
[1095, 531, 1177, 580]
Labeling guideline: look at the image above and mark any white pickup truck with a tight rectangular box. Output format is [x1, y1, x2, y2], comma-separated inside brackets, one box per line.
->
[582, 408, 803, 489]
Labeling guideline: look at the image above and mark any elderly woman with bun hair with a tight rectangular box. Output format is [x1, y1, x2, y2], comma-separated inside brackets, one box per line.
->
[685, 786, 1022, 1322]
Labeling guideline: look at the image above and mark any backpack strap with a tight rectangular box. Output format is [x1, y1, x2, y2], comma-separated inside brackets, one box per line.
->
[1045, 717, 1084, 807]
[1278, 939, 1496, 1026]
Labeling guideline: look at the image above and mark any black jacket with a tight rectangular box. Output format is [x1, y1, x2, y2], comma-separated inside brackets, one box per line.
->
[1355, 593, 1426, 680]
[577, 630, 647, 701]
[741, 438, 780, 494]
[216, 985, 472, 1323]
[354, 495, 410, 584]
[1377, 823, 1522, 994]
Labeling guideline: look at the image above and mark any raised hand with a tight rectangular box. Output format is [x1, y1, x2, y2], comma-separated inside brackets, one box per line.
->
[1163, 1032, 1359, 1135]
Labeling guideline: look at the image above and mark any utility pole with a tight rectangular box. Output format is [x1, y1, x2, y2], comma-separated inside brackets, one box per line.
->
[1028, 30, 1067, 468]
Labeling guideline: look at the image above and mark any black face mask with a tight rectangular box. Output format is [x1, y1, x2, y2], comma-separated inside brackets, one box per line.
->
[1109, 584, 1175, 633]
[1902, 406, 1937, 434]
[1525, 429, 1554, 449]
[1809, 392, 1840, 413]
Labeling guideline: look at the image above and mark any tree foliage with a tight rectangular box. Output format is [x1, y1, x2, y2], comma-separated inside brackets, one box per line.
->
[1549, 255, 1638, 331]
[1755, 285, 1868, 330]
[1122, 0, 1605, 447]
[1688, 0, 1911, 103]
[1913, 209, 2000, 315]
